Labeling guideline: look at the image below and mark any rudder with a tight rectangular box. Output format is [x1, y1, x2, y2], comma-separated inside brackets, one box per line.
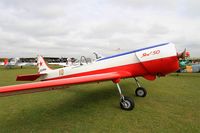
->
[37, 55, 51, 73]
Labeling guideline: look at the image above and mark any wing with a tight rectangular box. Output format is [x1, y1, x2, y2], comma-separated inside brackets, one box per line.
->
[0, 72, 122, 96]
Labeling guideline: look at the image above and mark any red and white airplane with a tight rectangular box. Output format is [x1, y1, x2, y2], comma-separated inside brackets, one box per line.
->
[0, 58, 8, 66]
[0, 43, 184, 110]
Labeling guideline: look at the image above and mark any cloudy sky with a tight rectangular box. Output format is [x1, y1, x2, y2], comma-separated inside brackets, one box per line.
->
[0, 0, 199, 58]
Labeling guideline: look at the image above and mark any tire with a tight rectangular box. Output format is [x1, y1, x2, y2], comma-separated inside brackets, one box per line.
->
[120, 96, 134, 111]
[135, 87, 147, 97]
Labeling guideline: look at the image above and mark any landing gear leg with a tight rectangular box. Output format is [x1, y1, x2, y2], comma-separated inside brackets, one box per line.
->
[134, 78, 147, 97]
[116, 83, 134, 110]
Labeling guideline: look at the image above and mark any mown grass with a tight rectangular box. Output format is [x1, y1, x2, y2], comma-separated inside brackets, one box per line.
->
[0, 66, 199, 133]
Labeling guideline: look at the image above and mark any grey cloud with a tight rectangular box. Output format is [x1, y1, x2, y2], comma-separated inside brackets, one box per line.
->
[147, 24, 170, 35]
[0, 0, 199, 58]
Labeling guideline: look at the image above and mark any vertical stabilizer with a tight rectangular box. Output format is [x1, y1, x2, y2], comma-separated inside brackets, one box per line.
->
[4, 58, 8, 65]
[37, 56, 51, 73]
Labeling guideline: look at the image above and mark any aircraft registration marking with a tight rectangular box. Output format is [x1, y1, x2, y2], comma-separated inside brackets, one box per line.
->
[141, 50, 160, 58]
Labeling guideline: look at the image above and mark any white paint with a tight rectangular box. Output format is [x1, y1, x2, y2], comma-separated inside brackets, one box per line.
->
[40, 43, 177, 80]
[136, 43, 177, 62]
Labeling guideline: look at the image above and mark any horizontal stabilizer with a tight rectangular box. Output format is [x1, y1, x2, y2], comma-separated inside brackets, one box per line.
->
[16, 73, 46, 81]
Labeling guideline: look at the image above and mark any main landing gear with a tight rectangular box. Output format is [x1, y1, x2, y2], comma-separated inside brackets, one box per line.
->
[134, 78, 147, 97]
[116, 83, 134, 110]
[114, 78, 147, 111]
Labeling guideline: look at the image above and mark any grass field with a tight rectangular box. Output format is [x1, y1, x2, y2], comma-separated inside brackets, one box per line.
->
[0, 66, 199, 133]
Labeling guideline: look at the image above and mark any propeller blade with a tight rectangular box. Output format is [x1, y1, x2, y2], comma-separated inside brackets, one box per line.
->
[177, 48, 186, 59]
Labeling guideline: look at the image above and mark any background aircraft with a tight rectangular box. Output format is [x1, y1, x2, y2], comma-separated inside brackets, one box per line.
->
[0, 42, 184, 111]
[0, 58, 9, 66]
[177, 51, 200, 73]
[4, 58, 37, 68]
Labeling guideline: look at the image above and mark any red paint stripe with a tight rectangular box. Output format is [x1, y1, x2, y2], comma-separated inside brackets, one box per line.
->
[45, 56, 179, 81]
[0, 72, 120, 95]
[0, 56, 179, 96]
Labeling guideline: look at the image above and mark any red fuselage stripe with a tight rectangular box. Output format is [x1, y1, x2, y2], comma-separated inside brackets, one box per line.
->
[45, 56, 179, 81]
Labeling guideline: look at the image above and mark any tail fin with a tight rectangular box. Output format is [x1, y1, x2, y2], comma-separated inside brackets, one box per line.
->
[37, 55, 51, 73]
[4, 58, 8, 66]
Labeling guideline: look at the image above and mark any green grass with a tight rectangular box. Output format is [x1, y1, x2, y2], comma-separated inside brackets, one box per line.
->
[0, 66, 199, 133]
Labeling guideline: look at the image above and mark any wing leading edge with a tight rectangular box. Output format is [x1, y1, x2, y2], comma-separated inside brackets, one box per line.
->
[0, 72, 123, 96]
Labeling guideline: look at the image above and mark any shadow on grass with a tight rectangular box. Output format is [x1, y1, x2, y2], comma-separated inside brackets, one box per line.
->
[170, 73, 200, 78]
[1, 85, 122, 131]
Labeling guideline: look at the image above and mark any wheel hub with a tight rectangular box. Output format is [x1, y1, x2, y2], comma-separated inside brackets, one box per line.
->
[137, 90, 144, 96]
[121, 100, 131, 108]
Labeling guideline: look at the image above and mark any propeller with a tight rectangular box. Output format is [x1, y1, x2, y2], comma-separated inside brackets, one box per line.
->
[177, 48, 190, 59]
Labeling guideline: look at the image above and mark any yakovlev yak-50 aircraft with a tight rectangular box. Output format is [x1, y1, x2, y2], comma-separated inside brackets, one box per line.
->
[0, 43, 185, 110]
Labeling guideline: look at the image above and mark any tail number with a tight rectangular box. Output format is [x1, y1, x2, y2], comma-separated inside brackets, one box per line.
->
[59, 69, 64, 76]
[141, 50, 160, 58]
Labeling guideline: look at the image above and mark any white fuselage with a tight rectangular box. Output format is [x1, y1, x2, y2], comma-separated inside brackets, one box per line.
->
[40, 43, 177, 80]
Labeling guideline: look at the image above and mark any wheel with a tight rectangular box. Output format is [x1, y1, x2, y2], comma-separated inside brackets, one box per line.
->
[135, 87, 147, 97]
[120, 96, 134, 111]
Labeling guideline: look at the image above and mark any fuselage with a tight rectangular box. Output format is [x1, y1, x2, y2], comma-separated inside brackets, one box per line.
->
[41, 43, 179, 81]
